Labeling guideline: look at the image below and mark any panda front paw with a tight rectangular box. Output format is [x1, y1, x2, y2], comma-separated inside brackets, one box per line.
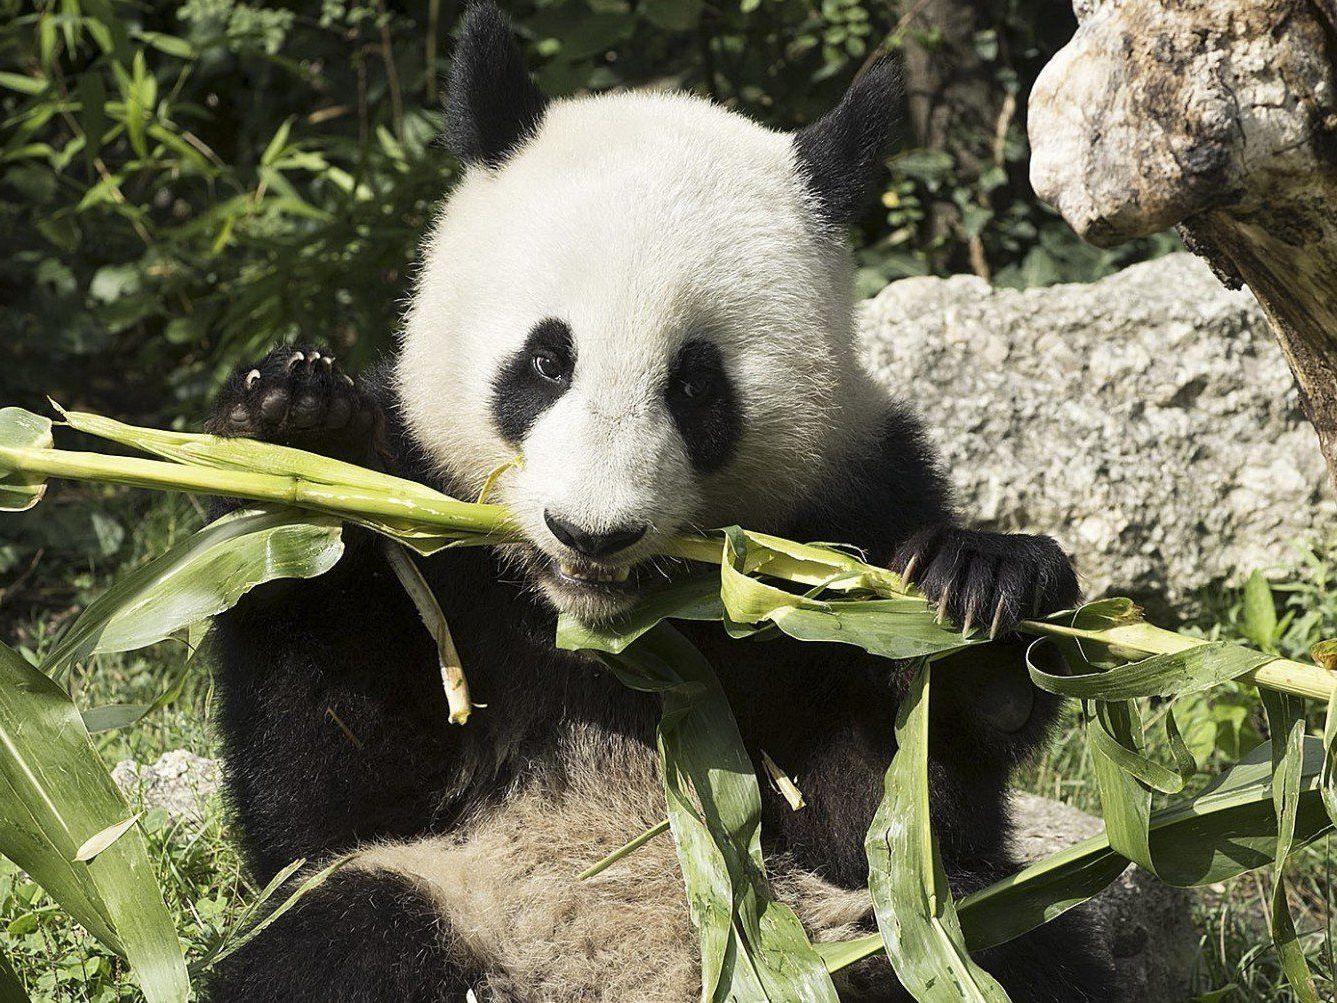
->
[209, 345, 382, 463]
[891, 525, 1080, 638]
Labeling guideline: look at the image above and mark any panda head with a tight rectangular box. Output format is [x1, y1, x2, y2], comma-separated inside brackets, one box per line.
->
[398, 3, 900, 623]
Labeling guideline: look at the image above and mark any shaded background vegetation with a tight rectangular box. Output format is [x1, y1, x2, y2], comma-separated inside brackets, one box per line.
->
[0, 0, 1174, 430]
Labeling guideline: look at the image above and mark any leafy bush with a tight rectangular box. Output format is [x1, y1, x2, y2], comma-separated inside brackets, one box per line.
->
[1, 0, 1175, 426]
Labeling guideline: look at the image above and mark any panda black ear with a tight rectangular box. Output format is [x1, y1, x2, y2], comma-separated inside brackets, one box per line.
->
[793, 57, 902, 226]
[443, 2, 549, 168]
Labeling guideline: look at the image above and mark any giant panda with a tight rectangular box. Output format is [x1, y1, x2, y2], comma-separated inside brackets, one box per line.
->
[203, 5, 1114, 1001]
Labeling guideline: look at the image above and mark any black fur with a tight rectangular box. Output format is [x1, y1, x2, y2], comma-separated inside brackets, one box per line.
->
[202, 352, 1111, 1001]
[794, 57, 902, 227]
[443, 3, 549, 167]
[207, 868, 473, 1002]
[490, 317, 575, 445]
[665, 339, 742, 474]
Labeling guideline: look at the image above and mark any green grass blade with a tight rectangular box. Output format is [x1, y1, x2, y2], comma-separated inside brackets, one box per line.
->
[41, 506, 343, 676]
[865, 662, 1010, 1001]
[0, 641, 188, 1002]
[199, 855, 352, 971]
[600, 626, 839, 1002]
[0, 408, 51, 512]
[577, 819, 671, 880]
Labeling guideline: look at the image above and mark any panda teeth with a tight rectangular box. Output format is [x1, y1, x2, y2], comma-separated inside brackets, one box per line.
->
[558, 563, 631, 585]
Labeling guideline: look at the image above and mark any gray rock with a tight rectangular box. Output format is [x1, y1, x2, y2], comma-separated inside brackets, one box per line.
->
[112, 749, 221, 822]
[1011, 791, 1198, 1000]
[858, 254, 1335, 615]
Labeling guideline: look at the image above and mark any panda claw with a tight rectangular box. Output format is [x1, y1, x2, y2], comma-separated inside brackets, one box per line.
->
[211, 345, 380, 464]
[988, 597, 1007, 640]
[901, 553, 919, 585]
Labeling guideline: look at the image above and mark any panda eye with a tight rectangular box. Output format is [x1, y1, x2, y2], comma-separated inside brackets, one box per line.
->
[672, 371, 715, 404]
[531, 350, 568, 383]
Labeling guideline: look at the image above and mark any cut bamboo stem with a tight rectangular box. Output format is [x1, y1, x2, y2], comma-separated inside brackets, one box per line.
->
[3, 436, 1333, 704]
[577, 819, 671, 880]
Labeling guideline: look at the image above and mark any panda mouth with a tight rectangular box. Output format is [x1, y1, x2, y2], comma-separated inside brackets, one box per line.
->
[553, 560, 633, 588]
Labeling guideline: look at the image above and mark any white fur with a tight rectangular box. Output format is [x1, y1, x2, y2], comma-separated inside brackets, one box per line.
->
[348, 726, 876, 1001]
[397, 90, 887, 615]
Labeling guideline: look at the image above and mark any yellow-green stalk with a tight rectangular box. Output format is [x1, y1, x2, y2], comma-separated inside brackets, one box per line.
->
[1, 422, 1331, 705]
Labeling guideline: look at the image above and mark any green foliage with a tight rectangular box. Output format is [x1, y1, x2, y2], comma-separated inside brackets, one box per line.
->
[2, 0, 1173, 426]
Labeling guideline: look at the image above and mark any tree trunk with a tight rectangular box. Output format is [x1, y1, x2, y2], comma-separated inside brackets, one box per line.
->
[1026, 0, 1337, 489]
[900, 0, 999, 275]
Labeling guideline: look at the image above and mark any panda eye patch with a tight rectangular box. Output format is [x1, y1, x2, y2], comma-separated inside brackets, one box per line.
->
[665, 340, 740, 473]
[491, 318, 575, 445]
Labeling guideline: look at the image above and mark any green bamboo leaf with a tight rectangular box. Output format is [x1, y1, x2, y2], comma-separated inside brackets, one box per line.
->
[75, 813, 144, 862]
[1242, 571, 1278, 652]
[1027, 640, 1274, 701]
[1322, 687, 1337, 829]
[1164, 706, 1198, 784]
[82, 659, 189, 733]
[865, 661, 1010, 1001]
[0, 949, 28, 1003]
[816, 737, 1336, 970]
[42, 506, 343, 675]
[720, 529, 977, 662]
[1087, 703, 1186, 795]
[599, 626, 839, 1002]
[0, 641, 188, 1002]
[556, 574, 723, 654]
[966, 736, 1334, 946]
[1260, 690, 1319, 1001]
[0, 408, 52, 511]
[1088, 698, 1155, 873]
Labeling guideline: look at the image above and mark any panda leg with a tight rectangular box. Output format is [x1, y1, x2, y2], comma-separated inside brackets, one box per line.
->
[205, 867, 480, 1003]
[972, 907, 1119, 1003]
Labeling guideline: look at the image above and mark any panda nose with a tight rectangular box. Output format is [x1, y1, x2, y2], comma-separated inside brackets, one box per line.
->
[544, 511, 647, 559]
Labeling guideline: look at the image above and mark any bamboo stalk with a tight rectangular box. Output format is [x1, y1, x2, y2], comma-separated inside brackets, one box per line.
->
[3, 437, 1332, 703]
[1022, 618, 1335, 701]
[577, 819, 672, 881]
[382, 541, 473, 725]
[0, 444, 518, 540]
